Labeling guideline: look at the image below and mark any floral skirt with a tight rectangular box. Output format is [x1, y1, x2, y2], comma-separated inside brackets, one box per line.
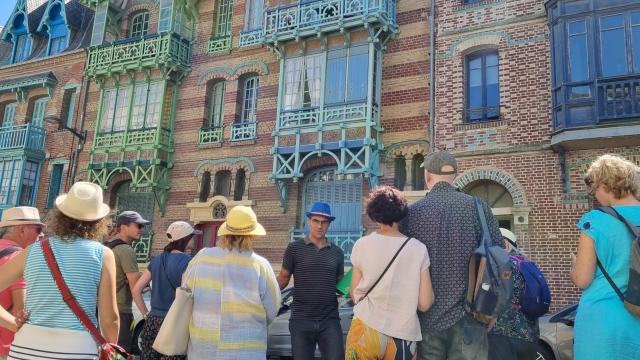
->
[140, 315, 187, 360]
[345, 317, 417, 360]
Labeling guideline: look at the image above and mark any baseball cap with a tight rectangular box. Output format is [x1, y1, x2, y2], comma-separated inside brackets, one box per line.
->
[420, 150, 458, 175]
[116, 211, 150, 226]
[166, 221, 202, 242]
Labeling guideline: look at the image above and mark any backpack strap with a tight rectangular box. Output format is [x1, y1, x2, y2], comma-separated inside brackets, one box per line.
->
[103, 239, 127, 250]
[593, 206, 639, 303]
[0, 246, 20, 259]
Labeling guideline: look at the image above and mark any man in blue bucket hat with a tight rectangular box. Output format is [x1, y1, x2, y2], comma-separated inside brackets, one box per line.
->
[278, 202, 345, 360]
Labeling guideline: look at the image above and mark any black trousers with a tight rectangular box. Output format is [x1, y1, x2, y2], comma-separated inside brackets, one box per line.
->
[487, 333, 537, 360]
[118, 312, 134, 352]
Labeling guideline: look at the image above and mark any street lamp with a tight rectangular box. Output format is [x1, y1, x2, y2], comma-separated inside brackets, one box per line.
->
[44, 115, 87, 141]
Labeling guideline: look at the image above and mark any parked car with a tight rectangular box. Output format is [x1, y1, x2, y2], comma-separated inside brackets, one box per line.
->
[131, 290, 151, 355]
[537, 303, 577, 360]
[267, 288, 354, 359]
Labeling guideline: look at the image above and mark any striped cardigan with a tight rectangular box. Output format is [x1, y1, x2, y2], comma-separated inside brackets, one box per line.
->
[184, 247, 281, 359]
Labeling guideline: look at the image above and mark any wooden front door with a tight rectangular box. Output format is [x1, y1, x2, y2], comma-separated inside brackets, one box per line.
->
[195, 222, 222, 252]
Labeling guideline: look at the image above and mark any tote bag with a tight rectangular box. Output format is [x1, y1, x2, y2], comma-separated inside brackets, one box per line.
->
[152, 286, 193, 355]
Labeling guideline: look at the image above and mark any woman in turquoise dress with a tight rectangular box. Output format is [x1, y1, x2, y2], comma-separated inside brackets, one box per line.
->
[571, 154, 640, 360]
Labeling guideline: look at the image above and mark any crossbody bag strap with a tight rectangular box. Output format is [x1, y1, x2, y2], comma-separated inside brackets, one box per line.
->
[0, 246, 20, 259]
[361, 236, 411, 301]
[161, 253, 178, 289]
[594, 206, 639, 302]
[40, 240, 107, 346]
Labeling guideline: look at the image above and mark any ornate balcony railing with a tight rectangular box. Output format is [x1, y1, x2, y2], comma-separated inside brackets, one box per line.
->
[0, 124, 46, 152]
[239, 29, 263, 47]
[208, 34, 232, 54]
[231, 122, 257, 141]
[199, 126, 224, 144]
[279, 102, 375, 129]
[264, 0, 398, 42]
[93, 128, 171, 150]
[598, 77, 640, 120]
[291, 229, 363, 264]
[86, 33, 191, 77]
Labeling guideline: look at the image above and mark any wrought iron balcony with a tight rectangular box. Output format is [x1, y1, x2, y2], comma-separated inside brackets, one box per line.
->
[239, 29, 263, 47]
[597, 77, 640, 121]
[0, 124, 46, 153]
[199, 126, 224, 145]
[208, 34, 232, 54]
[231, 122, 257, 141]
[278, 102, 377, 131]
[264, 0, 398, 43]
[86, 33, 191, 77]
[93, 128, 171, 151]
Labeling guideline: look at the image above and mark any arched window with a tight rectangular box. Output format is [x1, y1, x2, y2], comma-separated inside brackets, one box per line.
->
[463, 180, 514, 229]
[130, 11, 150, 38]
[394, 157, 406, 190]
[233, 168, 246, 201]
[466, 50, 500, 122]
[47, 4, 67, 55]
[240, 76, 259, 123]
[199, 171, 211, 202]
[411, 154, 425, 191]
[208, 81, 225, 129]
[214, 170, 231, 196]
[11, 14, 30, 63]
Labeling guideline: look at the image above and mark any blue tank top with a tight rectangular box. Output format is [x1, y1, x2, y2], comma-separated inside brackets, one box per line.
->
[25, 237, 104, 330]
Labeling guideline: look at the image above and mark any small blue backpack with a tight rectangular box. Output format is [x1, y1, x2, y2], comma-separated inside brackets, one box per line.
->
[511, 255, 551, 318]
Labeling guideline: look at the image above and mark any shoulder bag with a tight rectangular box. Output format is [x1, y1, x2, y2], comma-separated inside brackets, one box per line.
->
[40, 240, 132, 360]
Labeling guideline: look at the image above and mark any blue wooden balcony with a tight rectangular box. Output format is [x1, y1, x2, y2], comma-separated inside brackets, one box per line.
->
[0, 124, 46, 154]
[264, 0, 398, 43]
[551, 75, 640, 149]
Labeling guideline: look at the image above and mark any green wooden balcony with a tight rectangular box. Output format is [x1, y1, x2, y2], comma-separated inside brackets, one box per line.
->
[239, 29, 263, 47]
[0, 124, 46, 153]
[278, 102, 378, 133]
[231, 122, 257, 141]
[93, 128, 172, 152]
[199, 126, 224, 145]
[208, 34, 232, 54]
[86, 33, 191, 77]
[264, 0, 398, 43]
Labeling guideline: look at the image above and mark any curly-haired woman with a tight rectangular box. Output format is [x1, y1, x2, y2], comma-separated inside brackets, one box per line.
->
[0, 182, 119, 359]
[346, 186, 434, 360]
[571, 154, 640, 360]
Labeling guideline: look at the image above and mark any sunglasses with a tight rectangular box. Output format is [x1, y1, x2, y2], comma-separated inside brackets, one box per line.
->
[133, 223, 145, 229]
[34, 226, 43, 234]
[584, 177, 596, 196]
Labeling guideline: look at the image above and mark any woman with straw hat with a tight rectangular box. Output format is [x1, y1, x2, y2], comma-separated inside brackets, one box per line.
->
[183, 205, 281, 359]
[0, 182, 119, 359]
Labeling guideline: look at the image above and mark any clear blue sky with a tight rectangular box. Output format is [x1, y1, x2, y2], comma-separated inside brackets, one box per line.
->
[1, 0, 18, 28]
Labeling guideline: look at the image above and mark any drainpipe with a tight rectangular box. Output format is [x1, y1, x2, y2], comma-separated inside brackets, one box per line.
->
[428, 0, 436, 153]
[68, 71, 91, 189]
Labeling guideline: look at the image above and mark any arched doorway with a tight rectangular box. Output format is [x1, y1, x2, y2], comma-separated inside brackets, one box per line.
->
[296, 167, 363, 262]
[463, 180, 514, 230]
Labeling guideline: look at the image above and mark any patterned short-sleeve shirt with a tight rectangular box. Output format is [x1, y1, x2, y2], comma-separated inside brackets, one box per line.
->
[400, 181, 502, 331]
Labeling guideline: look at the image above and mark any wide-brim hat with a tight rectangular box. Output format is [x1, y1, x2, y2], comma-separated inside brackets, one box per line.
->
[0, 206, 46, 228]
[305, 202, 336, 222]
[55, 182, 111, 222]
[500, 228, 517, 248]
[218, 206, 266, 237]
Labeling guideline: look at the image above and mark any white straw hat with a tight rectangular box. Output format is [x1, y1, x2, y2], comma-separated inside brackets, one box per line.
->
[55, 182, 111, 221]
[0, 207, 45, 228]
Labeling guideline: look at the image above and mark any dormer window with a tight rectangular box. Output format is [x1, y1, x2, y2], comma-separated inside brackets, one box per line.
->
[48, 4, 68, 55]
[130, 12, 150, 38]
[11, 14, 30, 64]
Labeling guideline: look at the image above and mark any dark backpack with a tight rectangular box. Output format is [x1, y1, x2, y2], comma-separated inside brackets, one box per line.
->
[103, 239, 127, 250]
[0, 246, 20, 259]
[595, 207, 640, 318]
[511, 254, 551, 318]
[466, 197, 514, 325]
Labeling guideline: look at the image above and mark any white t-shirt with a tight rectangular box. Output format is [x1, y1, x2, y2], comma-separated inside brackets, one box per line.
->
[351, 232, 430, 341]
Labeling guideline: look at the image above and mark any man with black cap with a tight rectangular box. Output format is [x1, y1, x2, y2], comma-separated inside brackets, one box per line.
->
[104, 210, 150, 352]
[400, 150, 502, 360]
